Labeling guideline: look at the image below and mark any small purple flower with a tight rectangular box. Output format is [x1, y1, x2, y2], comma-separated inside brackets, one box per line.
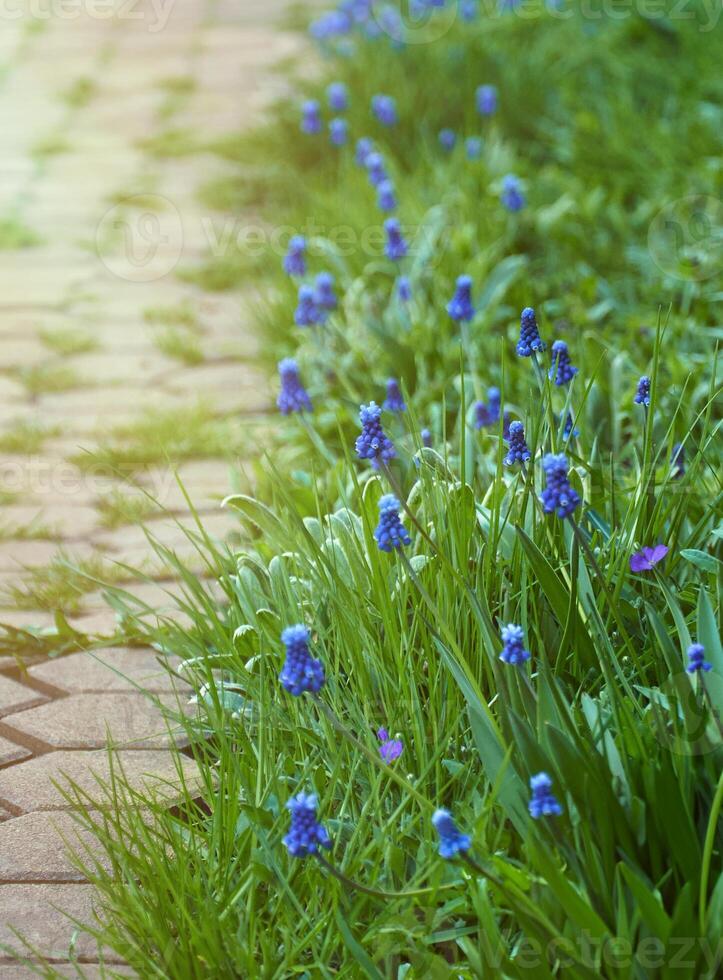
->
[377, 727, 403, 763]
[372, 94, 398, 127]
[277, 358, 312, 415]
[384, 218, 408, 261]
[476, 84, 497, 116]
[671, 442, 685, 479]
[516, 307, 546, 357]
[365, 151, 388, 187]
[432, 809, 471, 859]
[499, 623, 530, 666]
[329, 117, 349, 146]
[294, 284, 322, 327]
[540, 453, 580, 519]
[528, 773, 563, 819]
[374, 494, 411, 552]
[634, 375, 651, 407]
[383, 377, 405, 412]
[629, 544, 668, 573]
[504, 420, 531, 465]
[501, 174, 525, 212]
[447, 274, 475, 322]
[355, 402, 396, 468]
[560, 411, 579, 441]
[421, 427, 432, 448]
[283, 792, 332, 857]
[280, 625, 325, 696]
[356, 137, 374, 166]
[687, 643, 712, 674]
[439, 128, 456, 152]
[396, 275, 411, 302]
[327, 81, 349, 111]
[301, 99, 322, 135]
[549, 340, 578, 386]
[377, 179, 397, 212]
[466, 136, 483, 160]
[314, 272, 337, 311]
[283, 235, 306, 277]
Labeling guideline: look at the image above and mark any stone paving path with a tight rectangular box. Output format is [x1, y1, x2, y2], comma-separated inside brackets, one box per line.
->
[0, 0, 316, 972]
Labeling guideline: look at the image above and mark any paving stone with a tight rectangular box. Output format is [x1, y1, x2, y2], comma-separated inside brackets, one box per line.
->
[0, 750, 200, 812]
[0, 676, 47, 719]
[27, 648, 186, 695]
[0, 736, 30, 767]
[2, 694, 188, 751]
[0, 966, 136, 978]
[0, 811, 109, 882]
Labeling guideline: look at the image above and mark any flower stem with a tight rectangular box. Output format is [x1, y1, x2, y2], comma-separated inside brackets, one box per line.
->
[315, 852, 456, 900]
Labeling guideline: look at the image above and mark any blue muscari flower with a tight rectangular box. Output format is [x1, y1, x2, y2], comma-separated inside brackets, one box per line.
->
[384, 218, 408, 261]
[549, 340, 578, 386]
[310, 10, 352, 40]
[421, 427, 432, 447]
[329, 117, 349, 146]
[283, 235, 306, 277]
[301, 99, 322, 135]
[355, 401, 396, 467]
[439, 128, 456, 151]
[383, 377, 406, 412]
[377, 179, 397, 212]
[501, 173, 525, 211]
[671, 442, 685, 479]
[499, 623, 531, 666]
[314, 272, 338, 311]
[540, 453, 580, 519]
[374, 494, 411, 552]
[516, 307, 546, 357]
[283, 791, 332, 857]
[365, 151, 388, 187]
[396, 275, 411, 302]
[460, 0, 478, 19]
[432, 809, 471, 859]
[294, 284, 323, 327]
[466, 136, 483, 159]
[687, 643, 712, 674]
[634, 375, 651, 407]
[561, 411, 579, 441]
[277, 358, 312, 415]
[327, 81, 349, 111]
[504, 420, 531, 465]
[528, 773, 563, 819]
[279, 624, 325, 696]
[476, 84, 497, 116]
[372, 94, 398, 126]
[356, 137, 373, 166]
[447, 274, 475, 322]
[475, 388, 509, 431]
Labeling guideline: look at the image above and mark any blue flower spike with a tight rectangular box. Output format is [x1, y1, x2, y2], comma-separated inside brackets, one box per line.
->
[528, 772, 563, 819]
[279, 625, 325, 696]
[374, 494, 411, 552]
[634, 375, 651, 407]
[549, 340, 578, 386]
[277, 358, 312, 415]
[301, 99, 322, 135]
[447, 274, 475, 322]
[432, 809, 471, 859]
[517, 307, 546, 357]
[384, 218, 408, 261]
[383, 378, 406, 413]
[499, 623, 531, 666]
[504, 421, 531, 466]
[540, 453, 581, 519]
[355, 402, 396, 468]
[284, 792, 332, 857]
[283, 235, 306, 277]
[687, 643, 712, 674]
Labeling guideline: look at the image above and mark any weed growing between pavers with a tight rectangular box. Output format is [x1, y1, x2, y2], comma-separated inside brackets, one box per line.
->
[52, 4, 722, 978]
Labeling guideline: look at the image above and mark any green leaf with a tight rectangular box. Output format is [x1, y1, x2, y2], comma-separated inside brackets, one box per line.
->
[697, 589, 723, 676]
[680, 549, 721, 574]
[335, 909, 384, 980]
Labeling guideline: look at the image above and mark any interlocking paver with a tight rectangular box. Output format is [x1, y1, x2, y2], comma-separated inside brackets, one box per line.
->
[27, 648, 186, 694]
[0, 750, 200, 812]
[0, 811, 112, 882]
[0, 676, 47, 719]
[0, 966, 136, 978]
[2, 694, 188, 751]
[0, 737, 30, 768]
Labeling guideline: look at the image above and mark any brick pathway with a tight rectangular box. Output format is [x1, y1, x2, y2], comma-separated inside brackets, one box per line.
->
[0, 0, 315, 972]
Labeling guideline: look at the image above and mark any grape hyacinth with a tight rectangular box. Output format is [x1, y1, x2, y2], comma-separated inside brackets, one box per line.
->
[301, 99, 322, 134]
[396, 275, 411, 302]
[476, 84, 497, 116]
[372, 94, 398, 126]
[355, 402, 396, 468]
[432, 809, 471, 859]
[327, 81, 349, 111]
[516, 307, 546, 357]
[501, 174, 525, 211]
[314, 271, 338, 311]
[503, 420, 531, 465]
[561, 411, 579, 441]
[277, 358, 312, 415]
[540, 453, 580, 519]
[671, 442, 685, 478]
[384, 218, 408, 261]
[383, 377, 405, 412]
[634, 375, 651, 407]
[466, 136, 483, 160]
[687, 643, 712, 674]
[355, 137, 373, 166]
[528, 773, 563, 819]
[447, 274, 475, 322]
[475, 388, 508, 431]
[549, 340, 578, 386]
[294, 284, 322, 327]
[421, 427, 432, 448]
[365, 151, 388, 187]
[329, 117, 349, 146]
[377, 727, 403, 763]
[377, 179, 397, 212]
[461, 0, 478, 20]
[439, 128, 456, 152]
[499, 623, 531, 666]
[283, 792, 332, 857]
[279, 625, 325, 696]
[374, 494, 411, 552]
[283, 235, 306, 277]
